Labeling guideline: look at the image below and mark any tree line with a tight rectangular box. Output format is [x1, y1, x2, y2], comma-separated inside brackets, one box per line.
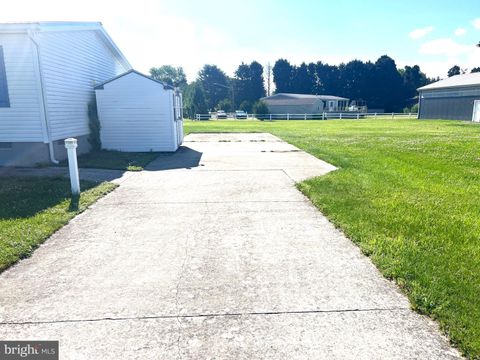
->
[150, 56, 477, 116]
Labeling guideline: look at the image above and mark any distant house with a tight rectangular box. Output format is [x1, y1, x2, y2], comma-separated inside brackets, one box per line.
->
[418, 73, 480, 121]
[0, 22, 131, 166]
[261, 93, 349, 114]
[95, 70, 184, 152]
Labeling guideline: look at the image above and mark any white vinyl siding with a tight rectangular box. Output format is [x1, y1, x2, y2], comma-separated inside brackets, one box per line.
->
[37, 30, 127, 140]
[0, 34, 44, 142]
[96, 72, 179, 152]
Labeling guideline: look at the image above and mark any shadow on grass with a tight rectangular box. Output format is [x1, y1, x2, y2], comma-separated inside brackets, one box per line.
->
[0, 176, 95, 219]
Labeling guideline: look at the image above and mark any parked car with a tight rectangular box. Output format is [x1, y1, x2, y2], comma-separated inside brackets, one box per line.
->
[235, 110, 247, 119]
[216, 110, 227, 119]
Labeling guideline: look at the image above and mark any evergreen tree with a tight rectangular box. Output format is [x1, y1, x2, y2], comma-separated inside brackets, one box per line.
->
[197, 65, 229, 111]
[447, 65, 461, 77]
[272, 59, 293, 93]
[183, 81, 208, 118]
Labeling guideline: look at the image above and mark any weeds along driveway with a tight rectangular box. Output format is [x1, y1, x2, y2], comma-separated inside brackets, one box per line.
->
[0, 133, 461, 359]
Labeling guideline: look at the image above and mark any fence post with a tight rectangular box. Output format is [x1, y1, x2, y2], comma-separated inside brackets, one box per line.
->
[322, 112, 325, 120]
[392, 112, 394, 119]
[304, 113, 307, 120]
[340, 113, 342, 119]
[287, 113, 290, 120]
[357, 113, 359, 120]
[269, 114, 272, 121]
[64, 138, 80, 196]
[374, 112, 377, 118]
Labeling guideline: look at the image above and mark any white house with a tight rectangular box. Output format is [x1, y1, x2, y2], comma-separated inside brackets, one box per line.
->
[94, 70, 184, 152]
[0, 22, 131, 166]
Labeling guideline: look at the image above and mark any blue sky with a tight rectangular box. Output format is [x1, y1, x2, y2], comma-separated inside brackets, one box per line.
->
[2, 0, 479, 81]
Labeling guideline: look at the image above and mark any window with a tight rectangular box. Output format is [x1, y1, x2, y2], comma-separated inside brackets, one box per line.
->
[173, 93, 183, 120]
[0, 46, 10, 107]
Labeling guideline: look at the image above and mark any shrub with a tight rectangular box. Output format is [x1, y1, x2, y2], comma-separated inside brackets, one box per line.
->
[88, 101, 101, 151]
[252, 100, 269, 115]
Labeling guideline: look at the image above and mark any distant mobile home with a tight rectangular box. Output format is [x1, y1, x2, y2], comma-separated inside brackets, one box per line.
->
[0, 22, 131, 166]
[95, 70, 184, 152]
[261, 93, 349, 114]
[418, 73, 480, 121]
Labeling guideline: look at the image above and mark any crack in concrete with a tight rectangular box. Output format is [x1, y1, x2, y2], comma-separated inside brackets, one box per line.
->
[0, 307, 411, 326]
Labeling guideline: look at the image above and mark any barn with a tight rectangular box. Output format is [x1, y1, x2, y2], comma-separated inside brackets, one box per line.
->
[0, 22, 131, 166]
[94, 70, 184, 152]
[418, 73, 480, 121]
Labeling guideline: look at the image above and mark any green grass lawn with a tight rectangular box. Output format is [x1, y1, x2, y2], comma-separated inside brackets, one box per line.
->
[61, 150, 160, 171]
[0, 177, 116, 272]
[185, 118, 480, 359]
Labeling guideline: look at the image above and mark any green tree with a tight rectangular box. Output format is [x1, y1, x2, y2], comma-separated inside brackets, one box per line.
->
[252, 100, 269, 115]
[239, 100, 253, 112]
[314, 62, 341, 95]
[183, 81, 207, 118]
[249, 61, 266, 100]
[471, 67, 480, 73]
[273, 59, 293, 93]
[149, 65, 187, 89]
[197, 65, 229, 111]
[448, 65, 461, 77]
[370, 55, 404, 111]
[292, 62, 314, 94]
[217, 98, 233, 112]
[234, 61, 265, 106]
[339, 60, 375, 103]
[402, 65, 428, 99]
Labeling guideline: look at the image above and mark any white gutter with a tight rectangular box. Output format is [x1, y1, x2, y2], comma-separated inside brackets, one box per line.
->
[28, 31, 59, 164]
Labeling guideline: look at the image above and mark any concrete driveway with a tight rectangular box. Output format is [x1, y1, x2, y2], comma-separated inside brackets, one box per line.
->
[0, 133, 461, 359]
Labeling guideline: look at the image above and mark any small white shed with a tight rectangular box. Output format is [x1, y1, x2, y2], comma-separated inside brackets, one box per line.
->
[94, 70, 183, 152]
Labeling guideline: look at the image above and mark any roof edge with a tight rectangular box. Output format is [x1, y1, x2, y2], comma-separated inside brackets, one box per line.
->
[94, 69, 175, 90]
[0, 21, 103, 33]
[0, 22, 132, 70]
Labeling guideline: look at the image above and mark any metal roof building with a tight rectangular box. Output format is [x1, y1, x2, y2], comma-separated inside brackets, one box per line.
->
[417, 73, 480, 121]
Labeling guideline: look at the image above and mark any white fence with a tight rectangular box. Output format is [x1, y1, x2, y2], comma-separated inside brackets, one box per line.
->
[194, 112, 419, 121]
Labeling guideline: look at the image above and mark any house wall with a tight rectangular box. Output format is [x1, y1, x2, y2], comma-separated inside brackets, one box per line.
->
[0, 34, 44, 143]
[96, 73, 177, 152]
[419, 89, 480, 120]
[0, 134, 90, 166]
[265, 103, 320, 114]
[36, 30, 129, 141]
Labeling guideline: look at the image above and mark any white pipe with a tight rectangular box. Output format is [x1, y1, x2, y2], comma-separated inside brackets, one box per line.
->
[28, 31, 59, 164]
[65, 138, 80, 195]
[48, 141, 59, 164]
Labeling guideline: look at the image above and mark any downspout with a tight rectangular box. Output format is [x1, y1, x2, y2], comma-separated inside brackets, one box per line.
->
[28, 31, 59, 164]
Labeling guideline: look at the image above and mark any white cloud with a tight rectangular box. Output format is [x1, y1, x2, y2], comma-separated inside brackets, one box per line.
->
[409, 37, 480, 78]
[473, 18, 480, 29]
[419, 38, 474, 57]
[454, 28, 466, 36]
[409, 26, 434, 40]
